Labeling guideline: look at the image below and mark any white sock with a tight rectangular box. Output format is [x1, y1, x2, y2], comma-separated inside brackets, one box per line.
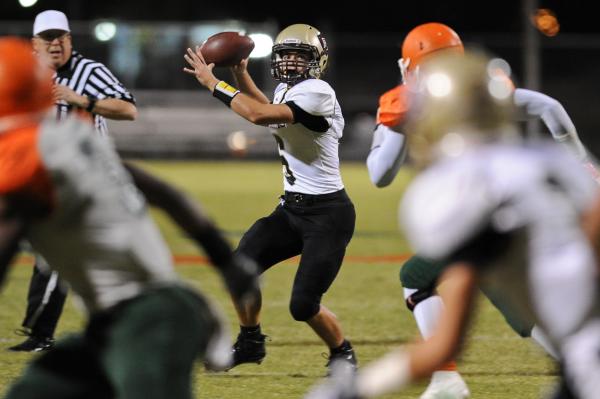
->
[404, 287, 444, 339]
[531, 325, 559, 360]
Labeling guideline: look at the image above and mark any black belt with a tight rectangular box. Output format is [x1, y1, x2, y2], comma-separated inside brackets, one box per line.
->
[281, 189, 347, 205]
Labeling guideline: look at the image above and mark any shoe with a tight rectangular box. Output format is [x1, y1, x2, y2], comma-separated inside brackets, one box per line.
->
[420, 371, 470, 399]
[227, 332, 267, 370]
[8, 335, 55, 352]
[325, 344, 357, 376]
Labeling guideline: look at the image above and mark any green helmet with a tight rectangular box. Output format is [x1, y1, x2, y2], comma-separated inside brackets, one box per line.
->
[271, 24, 329, 84]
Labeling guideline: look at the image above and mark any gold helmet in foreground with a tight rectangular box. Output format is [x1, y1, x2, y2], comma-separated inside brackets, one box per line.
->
[405, 50, 517, 167]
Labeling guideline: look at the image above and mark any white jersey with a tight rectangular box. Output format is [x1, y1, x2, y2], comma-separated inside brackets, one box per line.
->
[271, 79, 345, 194]
[401, 139, 600, 397]
[367, 88, 588, 187]
[400, 139, 600, 398]
[26, 118, 177, 313]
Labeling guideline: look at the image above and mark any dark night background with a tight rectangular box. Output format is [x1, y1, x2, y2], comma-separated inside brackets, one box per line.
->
[2, 0, 600, 158]
[2, 0, 599, 33]
[0, 0, 600, 33]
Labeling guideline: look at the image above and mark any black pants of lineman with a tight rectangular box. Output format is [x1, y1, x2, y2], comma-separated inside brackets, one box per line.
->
[20, 257, 67, 338]
[235, 189, 355, 322]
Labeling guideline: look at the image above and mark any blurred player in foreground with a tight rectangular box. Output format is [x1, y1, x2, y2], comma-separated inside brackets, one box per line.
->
[367, 22, 600, 398]
[12, 9, 257, 353]
[184, 24, 357, 372]
[0, 37, 258, 399]
[10, 9, 139, 352]
[306, 50, 600, 399]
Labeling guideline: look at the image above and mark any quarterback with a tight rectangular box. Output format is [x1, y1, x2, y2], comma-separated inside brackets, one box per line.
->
[367, 22, 598, 399]
[184, 24, 357, 372]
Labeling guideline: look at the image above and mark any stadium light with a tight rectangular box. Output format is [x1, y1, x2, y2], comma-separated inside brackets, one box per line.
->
[227, 131, 248, 152]
[488, 58, 512, 78]
[18, 0, 38, 7]
[532, 8, 560, 37]
[248, 33, 273, 58]
[487, 58, 513, 100]
[94, 22, 117, 42]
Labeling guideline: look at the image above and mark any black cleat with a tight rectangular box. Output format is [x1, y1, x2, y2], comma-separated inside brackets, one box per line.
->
[8, 335, 54, 352]
[325, 343, 357, 376]
[227, 333, 267, 370]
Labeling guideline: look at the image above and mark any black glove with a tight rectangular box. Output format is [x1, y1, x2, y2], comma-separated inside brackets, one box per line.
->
[219, 253, 260, 302]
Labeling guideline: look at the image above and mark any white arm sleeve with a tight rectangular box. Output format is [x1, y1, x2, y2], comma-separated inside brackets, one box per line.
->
[514, 88, 587, 160]
[366, 124, 408, 188]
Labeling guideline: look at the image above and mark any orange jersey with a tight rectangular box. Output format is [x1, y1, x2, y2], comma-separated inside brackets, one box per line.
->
[0, 125, 54, 209]
[376, 84, 411, 127]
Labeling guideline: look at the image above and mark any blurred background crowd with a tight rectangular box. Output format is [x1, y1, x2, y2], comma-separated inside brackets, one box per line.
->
[1, 0, 598, 160]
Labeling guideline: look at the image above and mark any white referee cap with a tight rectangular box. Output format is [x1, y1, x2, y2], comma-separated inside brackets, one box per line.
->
[33, 10, 70, 35]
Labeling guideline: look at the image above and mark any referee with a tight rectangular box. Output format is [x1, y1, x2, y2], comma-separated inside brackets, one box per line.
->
[9, 10, 137, 352]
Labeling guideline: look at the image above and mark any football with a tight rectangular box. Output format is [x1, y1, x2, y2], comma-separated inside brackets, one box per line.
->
[199, 32, 255, 67]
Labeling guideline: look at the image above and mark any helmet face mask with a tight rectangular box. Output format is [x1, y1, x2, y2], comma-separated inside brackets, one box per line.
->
[270, 24, 328, 85]
[272, 45, 315, 84]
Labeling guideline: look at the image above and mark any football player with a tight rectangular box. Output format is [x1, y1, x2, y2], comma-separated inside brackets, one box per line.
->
[184, 24, 357, 372]
[10, 10, 260, 353]
[0, 37, 258, 399]
[367, 22, 598, 399]
[306, 50, 600, 399]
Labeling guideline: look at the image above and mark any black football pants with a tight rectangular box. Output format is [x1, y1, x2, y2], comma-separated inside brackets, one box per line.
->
[21, 257, 67, 338]
[235, 189, 355, 321]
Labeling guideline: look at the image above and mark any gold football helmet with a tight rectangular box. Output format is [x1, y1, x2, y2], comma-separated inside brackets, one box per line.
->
[405, 50, 517, 167]
[271, 24, 329, 84]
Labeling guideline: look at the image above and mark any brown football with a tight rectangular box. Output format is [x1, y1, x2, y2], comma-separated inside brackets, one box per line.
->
[199, 32, 255, 67]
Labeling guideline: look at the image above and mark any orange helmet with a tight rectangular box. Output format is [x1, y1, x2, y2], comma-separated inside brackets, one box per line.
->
[401, 23, 464, 74]
[0, 37, 53, 121]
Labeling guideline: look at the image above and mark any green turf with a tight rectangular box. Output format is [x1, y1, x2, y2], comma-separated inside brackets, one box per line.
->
[0, 160, 555, 398]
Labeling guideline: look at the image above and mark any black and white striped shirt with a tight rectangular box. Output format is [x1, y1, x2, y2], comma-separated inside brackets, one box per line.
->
[54, 51, 135, 136]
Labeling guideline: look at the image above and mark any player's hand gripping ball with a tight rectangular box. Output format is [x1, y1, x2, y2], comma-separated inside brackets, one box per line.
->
[199, 32, 255, 67]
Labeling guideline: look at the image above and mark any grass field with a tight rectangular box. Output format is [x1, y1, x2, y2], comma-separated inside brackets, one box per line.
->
[0, 160, 556, 398]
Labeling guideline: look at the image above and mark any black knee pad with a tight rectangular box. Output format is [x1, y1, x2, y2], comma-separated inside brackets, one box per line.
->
[289, 294, 320, 321]
[405, 287, 436, 312]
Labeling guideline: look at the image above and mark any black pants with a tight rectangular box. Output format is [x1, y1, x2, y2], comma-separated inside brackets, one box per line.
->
[235, 189, 355, 321]
[21, 256, 67, 338]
